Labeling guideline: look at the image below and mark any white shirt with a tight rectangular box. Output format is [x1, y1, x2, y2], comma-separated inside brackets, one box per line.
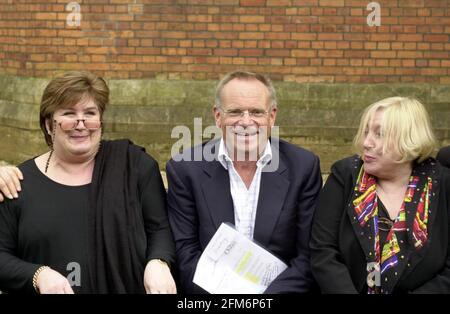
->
[217, 138, 272, 239]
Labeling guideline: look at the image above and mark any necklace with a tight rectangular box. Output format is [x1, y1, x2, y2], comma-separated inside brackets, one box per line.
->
[45, 150, 53, 173]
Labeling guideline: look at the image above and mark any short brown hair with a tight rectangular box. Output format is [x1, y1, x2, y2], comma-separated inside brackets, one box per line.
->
[40, 71, 109, 146]
[214, 70, 277, 109]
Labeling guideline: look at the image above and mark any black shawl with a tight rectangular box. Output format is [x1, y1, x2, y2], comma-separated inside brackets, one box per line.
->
[88, 139, 146, 293]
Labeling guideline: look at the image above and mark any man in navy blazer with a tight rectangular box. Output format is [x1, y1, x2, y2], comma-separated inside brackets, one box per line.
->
[166, 71, 322, 293]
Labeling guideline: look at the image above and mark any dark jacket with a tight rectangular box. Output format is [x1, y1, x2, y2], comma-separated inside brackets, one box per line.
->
[311, 155, 450, 293]
[437, 146, 450, 168]
[166, 138, 322, 294]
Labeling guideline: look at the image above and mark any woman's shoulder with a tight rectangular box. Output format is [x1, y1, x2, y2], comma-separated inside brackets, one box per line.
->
[102, 139, 158, 167]
[330, 155, 362, 176]
[18, 158, 41, 177]
[438, 160, 450, 185]
[437, 146, 450, 168]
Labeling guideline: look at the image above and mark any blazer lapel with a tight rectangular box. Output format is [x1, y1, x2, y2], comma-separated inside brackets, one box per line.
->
[401, 159, 440, 279]
[200, 138, 289, 244]
[346, 156, 375, 260]
[253, 151, 289, 248]
[201, 159, 235, 229]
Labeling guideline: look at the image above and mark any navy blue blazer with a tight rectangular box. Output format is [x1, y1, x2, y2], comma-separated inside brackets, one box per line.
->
[166, 138, 322, 294]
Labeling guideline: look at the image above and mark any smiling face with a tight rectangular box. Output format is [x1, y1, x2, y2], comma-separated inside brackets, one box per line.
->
[47, 97, 102, 161]
[214, 78, 277, 161]
[361, 108, 405, 178]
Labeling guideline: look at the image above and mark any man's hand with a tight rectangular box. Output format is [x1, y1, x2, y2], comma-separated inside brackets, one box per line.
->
[36, 267, 74, 294]
[0, 166, 23, 202]
[143, 259, 177, 294]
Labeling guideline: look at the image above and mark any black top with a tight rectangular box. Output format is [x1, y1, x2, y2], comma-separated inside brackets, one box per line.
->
[311, 155, 450, 294]
[437, 146, 450, 168]
[0, 147, 174, 294]
[377, 199, 395, 248]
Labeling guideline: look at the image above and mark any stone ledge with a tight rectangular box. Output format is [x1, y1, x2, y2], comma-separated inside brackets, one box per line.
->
[0, 75, 449, 173]
[1, 74, 449, 108]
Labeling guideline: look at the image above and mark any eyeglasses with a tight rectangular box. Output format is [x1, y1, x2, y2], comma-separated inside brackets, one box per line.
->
[221, 108, 269, 119]
[55, 118, 102, 131]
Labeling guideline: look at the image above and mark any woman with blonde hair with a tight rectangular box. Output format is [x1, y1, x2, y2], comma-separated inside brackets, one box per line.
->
[311, 97, 450, 293]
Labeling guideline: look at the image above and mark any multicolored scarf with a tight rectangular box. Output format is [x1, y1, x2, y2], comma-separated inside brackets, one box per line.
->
[351, 158, 434, 294]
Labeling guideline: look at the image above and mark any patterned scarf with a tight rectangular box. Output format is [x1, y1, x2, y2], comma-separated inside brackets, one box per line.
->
[351, 160, 433, 294]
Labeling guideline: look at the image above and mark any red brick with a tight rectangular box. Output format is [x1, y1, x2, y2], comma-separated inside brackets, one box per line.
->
[371, 34, 396, 41]
[424, 34, 449, 42]
[371, 51, 397, 59]
[291, 50, 316, 58]
[35, 12, 57, 20]
[85, 47, 109, 54]
[292, 67, 317, 75]
[319, 0, 344, 6]
[214, 49, 238, 56]
[429, 60, 441, 67]
[239, 49, 263, 57]
[240, 0, 266, 6]
[266, 49, 290, 57]
[239, 32, 264, 40]
[240, 15, 265, 23]
[399, 17, 426, 24]
[344, 51, 370, 58]
[187, 48, 212, 56]
[404, 43, 417, 50]
[377, 42, 390, 50]
[397, 34, 423, 42]
[344, 67, 368, 75]
[57, 30, 82, 38]
[318, 50, 343, 58]
[136, 48, 160, 55]
[402, 0, 425, 8]
[267, 0, 291, 6]
[318, 33, 343, 41]
[161, 31, 186, 39]
[421, 68, 447, 76]
[424, 51, 448, 59]
[416, 60, 428, 67]
[292, 33, 316, 40]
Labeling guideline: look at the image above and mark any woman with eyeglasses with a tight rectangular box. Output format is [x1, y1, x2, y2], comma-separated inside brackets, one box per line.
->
[0, 71, 176, 294]
[310, 97, 450, 294]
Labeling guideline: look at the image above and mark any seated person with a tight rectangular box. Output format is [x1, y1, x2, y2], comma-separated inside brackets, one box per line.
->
[311, 97, 450, 293]
[0, 71, 176, 294]
[166, 71, 322, 293]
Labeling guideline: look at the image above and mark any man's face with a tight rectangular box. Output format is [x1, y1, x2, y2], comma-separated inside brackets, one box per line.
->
[214, 78, 277, 161]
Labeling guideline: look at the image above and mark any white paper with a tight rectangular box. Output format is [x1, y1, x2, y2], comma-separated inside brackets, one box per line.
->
[193, 223, 288, 294]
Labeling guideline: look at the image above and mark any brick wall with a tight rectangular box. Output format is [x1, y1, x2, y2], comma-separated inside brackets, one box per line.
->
[0, 0, 449, 83]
